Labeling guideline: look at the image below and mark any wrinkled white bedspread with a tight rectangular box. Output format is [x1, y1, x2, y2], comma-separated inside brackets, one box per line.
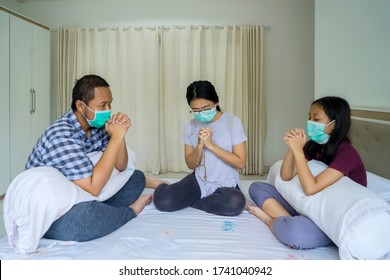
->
[0, 193, 340, 260]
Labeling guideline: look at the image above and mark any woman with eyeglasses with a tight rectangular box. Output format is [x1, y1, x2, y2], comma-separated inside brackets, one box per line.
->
[153, 80, 247, 216]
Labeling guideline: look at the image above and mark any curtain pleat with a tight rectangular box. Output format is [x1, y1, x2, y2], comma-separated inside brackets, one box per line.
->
[51, 28, 78, 119]
[51, 25, 265, 175]
[241, 25, 265, 175]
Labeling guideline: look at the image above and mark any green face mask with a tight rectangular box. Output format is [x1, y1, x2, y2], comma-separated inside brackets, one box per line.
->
[82, 102, 111, 128]
[193, 107, 217, 123]
[306, 119, 335, 144]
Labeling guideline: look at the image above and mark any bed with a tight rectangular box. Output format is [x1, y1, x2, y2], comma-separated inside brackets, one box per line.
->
[0, 115, 389, 260]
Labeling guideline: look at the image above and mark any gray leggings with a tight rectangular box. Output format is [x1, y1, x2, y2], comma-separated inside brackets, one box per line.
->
[249, 182, 334, 249]
[154, 172, 246, 216]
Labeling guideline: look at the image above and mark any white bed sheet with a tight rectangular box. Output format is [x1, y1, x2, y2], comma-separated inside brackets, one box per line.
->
[0, 181, 339, 260]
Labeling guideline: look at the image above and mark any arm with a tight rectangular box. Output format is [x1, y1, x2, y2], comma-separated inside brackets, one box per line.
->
[280, 149, 297, 181]
[293, 149, 344, 195]
[109, 112, 131, 171]
[115, 137, 128, 171]
[73, 118, 129, 196]
[185, 139, 204, 170]
[201, 127, 246, 170]
[280, 128, 301, 180]
[285, 129, 344, 195]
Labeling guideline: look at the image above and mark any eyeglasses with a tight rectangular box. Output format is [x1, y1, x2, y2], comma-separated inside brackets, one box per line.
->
[189, 104, 215, 116]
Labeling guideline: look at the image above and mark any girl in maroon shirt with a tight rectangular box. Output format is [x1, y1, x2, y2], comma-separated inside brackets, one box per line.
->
[247, 96, 367, 249]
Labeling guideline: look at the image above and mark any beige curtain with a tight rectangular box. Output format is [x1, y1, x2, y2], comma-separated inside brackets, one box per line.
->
[240, 25, 265, 175]
[159, 26, 239, 172]
[50, 28, 78, 120]
[51, 25, 265, 175]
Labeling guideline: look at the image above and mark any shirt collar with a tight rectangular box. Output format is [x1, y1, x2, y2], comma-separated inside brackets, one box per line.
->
[67, 109, 89, 139]
[67, 109, 104, 139]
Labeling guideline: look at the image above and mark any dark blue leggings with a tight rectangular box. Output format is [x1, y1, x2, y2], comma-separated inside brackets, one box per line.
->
[43, 170, 146, 242]
[154, 172, 246, 216]
[249, 181, 334, 249]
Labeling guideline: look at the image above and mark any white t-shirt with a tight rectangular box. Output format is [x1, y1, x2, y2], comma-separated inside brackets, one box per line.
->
[182, 112, 247, 197]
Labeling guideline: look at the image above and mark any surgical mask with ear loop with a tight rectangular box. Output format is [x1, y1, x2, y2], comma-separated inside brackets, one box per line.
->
[306, 119, 335, 144]
[193, 107, 217, 123]
[81, 101, 111, 128]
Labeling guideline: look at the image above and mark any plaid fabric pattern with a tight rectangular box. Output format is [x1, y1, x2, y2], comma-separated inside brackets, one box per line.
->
[26, 109, 110, 180]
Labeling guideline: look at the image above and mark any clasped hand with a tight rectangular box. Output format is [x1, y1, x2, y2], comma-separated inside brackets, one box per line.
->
[105, 112, 132, 138]
[283, 128, 307, 152]
[198, 127, 213, 148]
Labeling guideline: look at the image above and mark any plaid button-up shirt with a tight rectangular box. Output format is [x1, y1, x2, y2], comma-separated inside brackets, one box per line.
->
[25, 109, 110, 180]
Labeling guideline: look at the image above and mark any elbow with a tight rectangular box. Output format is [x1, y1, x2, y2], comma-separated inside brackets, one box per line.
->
[116, 166, 126, 172]
[81, 184, 101, 197]
[116, 162, 127, 172]
[302, 181, 321, 196]
[302, 188, 318, 196]
[73, 177, 101, 197]
[185, 159, 196, 170]
[185, 161, 193, 170]
[302, 190, 313, 196]
[280, 169, 294, 181]
[237, 162, 246, 170]
[280, 174, 289, 181]
[234, 157, 246, 170]
[88, 189, 101, 197]
[280, 173, 293, 181]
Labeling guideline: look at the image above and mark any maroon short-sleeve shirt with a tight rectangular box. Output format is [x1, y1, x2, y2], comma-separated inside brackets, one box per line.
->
[304, 140, 367, 187]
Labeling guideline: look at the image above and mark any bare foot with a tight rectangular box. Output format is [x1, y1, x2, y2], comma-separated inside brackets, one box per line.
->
[129, 194, 153, 215]
[145, 176, 170, 189]
[246, 204, 274, 228]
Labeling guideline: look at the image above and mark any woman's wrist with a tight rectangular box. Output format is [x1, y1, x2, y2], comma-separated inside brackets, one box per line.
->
[195, 144, 203, 164]
[293, 150, 306, 163]
[197, 143, 204, 149]
[205, 142, 216, 152]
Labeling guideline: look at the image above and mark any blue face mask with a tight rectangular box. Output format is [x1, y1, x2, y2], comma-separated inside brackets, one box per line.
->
[194, 107, 217, 123]
[82, 102, 111, 128]
[306, 120, 335, 144]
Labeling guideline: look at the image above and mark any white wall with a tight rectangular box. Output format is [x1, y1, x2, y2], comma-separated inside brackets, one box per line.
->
[0, 0, 315, 170]
[315, 0, 390, 111]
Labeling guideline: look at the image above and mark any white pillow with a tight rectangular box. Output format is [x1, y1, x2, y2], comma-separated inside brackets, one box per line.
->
[87, 149, 136, 201]
[4, 148, 136, 254]
[367, 171, 390, 203]
[4, 167, 94, 254]
[267, 160, 390, 260]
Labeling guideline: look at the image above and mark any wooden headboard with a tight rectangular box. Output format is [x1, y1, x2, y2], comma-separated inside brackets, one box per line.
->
[350, 110, 390, 179]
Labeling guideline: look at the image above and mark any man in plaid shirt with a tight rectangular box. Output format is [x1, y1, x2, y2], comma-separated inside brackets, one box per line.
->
[25, 74, 162, 241]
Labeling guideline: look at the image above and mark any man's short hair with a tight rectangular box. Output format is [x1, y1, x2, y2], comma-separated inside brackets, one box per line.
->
[71, 74, 110, 111]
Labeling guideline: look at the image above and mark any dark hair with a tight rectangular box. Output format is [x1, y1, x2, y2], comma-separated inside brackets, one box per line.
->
[71, 74, 110, 111]
[305, 96, 351, 164]
[186, 80, 221, 111]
